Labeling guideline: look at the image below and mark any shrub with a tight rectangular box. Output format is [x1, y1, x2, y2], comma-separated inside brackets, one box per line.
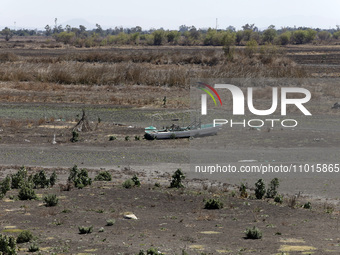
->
[32, 170, 49, 188]
[204, 198, 223, 209]
[255, 179, 266, 199]
[303, 201, 311, 209]
[138, 248, 164, 255]
[0, 234, 17, 255]
[274, 195, 283, 204]
[16, 230, 33, 243]
[266, 178, 279, 198]
[239, 183, 248, 198]
[43, 194, 59, 207]
[18, 182, 37, 200]
[28, 243, 39, 252]
[318, 31, 331, 41]
[68, 165, 92, 189]
[1, 175, 11, 195]
[132, 175, 141, 187]
[134, 135, 141, 141]
[125, 136, 130, 141]
[94, 171, 112, 181]
[288, 196, 297, 208]
[70, 131, 79, 142]
[11, 166, 27, 189]
[277, 31, 291, 45]
[333, 31, 340, 39]
[245, 226, 262, 239]
[106, 219, 116, 226]
[78, 226, 93, 234]
[245, 39, 258, 57]
[49, 171, 57, 187]
[170, 169, 185, 188]
[109, 136, 116, 141]
[153, 30, 165, 45]
[122, 179, 134, 189]
[262, 27, 277, 43]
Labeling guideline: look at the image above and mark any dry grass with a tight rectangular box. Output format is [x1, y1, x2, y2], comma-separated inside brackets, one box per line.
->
[0, 48, 306, 88]
[0, 46, 310, 107]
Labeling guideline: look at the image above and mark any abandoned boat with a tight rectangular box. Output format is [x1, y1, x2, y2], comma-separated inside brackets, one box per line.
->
[144, 122, 221, 140]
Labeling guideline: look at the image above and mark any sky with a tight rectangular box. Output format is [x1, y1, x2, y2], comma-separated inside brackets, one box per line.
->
[0, 0, 339, 31]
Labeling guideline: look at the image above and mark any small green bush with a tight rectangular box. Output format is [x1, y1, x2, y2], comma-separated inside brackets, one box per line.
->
[122, 179, 134, 189]
[18, 182, 37, 200]
[94, 171, 112, 181]
[32, 170, 49, 188]
[138, 248, 164, 255]
[132, 175, 141, 187]
[11, 166, 27, 189]
[255, 179, 266, 199]
[49, 171, 57, 187]
[170, 169, 185, 188]
[303, 201, 311, 209]
[0, 233, 17, 255]
[274, 195, 283, 204]
[106, 219, 116, 226]
[245, 39, 258, 57]
[134, 135, 140, 141]
[245, 226, 262, 239]
[68, 165, 92, 189]
[16, 230, 33, 243]
[1, 175, 11, 195]
[44, 194, 59, 207]
[70, 131, 79, 142]
[78, 226, 93, 234]
[109, 136, 116, 141]
[266, 178, 279, 198]
[125, 136, 130, 141]
[239, 183, 248, 198]
[28, 243, 39, 252]
[204, 198, 223, 209]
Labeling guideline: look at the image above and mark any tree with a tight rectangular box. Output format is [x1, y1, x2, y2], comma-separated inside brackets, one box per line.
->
[45, 25, 52, 36]
[55, 31, 76, 44]
[263, 25, 277, 43]
[65, 25, 71, 32]
[166, 30, 179, 44]
[305, 29, 316, 43]
[277, 31, 291, 45]
[179, 25, 190, 32]
[226, 25, 236, 32]
[292, 30, 307, 44]
[242, 23, 258, 32]
[318, 31, 331, 41]
[1, 27, 13, 41]
[95, 23, 103, 35]
[153, 30, 164, 45]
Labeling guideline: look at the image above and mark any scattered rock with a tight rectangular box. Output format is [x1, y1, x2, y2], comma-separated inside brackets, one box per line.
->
[331, 102, 340, 109]
[124, 213, 138, 220]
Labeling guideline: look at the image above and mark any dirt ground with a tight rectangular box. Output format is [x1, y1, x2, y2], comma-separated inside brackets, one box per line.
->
[1, 42, 340, 254]
[1, 166, 340, 255]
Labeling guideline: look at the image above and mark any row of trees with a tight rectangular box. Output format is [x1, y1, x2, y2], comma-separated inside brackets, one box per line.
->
[1, 23, 340, 46]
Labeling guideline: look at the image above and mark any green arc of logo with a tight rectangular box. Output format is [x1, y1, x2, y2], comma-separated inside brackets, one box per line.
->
[199, 87, 217, 106]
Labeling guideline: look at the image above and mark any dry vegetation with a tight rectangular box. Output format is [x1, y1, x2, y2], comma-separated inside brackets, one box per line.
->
[0, 45, 308, 107]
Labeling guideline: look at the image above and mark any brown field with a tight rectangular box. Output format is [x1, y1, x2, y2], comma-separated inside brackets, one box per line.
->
[1, 39, 340, 254]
